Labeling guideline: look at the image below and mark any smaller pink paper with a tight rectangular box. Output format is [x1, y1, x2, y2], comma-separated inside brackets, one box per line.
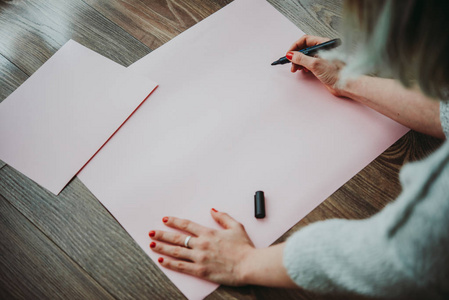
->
[0, 40, 157, 194]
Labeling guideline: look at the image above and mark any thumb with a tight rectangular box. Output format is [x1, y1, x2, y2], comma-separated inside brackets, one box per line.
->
[210, 209, 240, 230]
[286, 51, 317, 70]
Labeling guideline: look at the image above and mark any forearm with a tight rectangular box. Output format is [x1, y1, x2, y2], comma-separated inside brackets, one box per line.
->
[339, 76, 445, 139]
[240, 243, 297, 288]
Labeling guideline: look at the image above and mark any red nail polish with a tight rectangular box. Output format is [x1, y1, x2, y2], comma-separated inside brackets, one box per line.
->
[149, 230, 155, 237]
[162, 217, 168, 223]
[150, 242, 156, 248]
[211, 208, 218, 212]
[286, 52, 293, 60]
[158, 257, 164, 263]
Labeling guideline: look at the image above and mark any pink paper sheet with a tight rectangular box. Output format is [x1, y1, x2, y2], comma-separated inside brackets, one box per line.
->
[0, 40, 157, 194]
[79, 0, 409, 299]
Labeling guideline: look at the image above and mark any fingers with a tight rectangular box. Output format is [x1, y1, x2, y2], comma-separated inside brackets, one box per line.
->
[287, 51, 317, 72]
[158, 256, 209, 279]
[149, 211, 254, 284]
[162, 216, 206, 235]
[288, 34, 330, 52]
[211, 208, 242, 230]
[291, 64, 304, 73]
[287, 35, 329, 73]
[150, 240, 195, 261]
[150, 230, 195, 248]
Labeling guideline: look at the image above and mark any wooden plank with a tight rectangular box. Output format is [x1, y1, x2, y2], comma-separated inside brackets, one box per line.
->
[0, 194, 114, 299]
[81, 0, 341, 51]
[0, 0, 150, 76]
[0, 167, 183, 299]
[0, 54, 28, 170]
[0, 54, 28, 103]
[82, 0, 233, 49]
[268, 0, 343, 38]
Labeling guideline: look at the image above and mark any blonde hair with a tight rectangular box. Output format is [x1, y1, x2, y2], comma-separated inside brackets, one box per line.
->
[324, 0, 449, 100]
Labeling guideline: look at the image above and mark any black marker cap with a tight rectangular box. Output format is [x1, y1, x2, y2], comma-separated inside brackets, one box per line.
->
[254, 191, 265, 219]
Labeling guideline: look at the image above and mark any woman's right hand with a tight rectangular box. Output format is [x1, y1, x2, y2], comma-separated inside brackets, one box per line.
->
[286, 35, 345, 97]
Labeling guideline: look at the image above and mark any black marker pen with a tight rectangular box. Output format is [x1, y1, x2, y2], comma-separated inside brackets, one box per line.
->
[271, 38, 341, 66]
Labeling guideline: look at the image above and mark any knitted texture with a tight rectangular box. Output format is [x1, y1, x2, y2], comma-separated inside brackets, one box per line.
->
[440, 101, 449, 138]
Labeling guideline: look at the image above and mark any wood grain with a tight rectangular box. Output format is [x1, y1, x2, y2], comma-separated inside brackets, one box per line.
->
[0, 0, 150, 76]
[0, 54, 28, 169]
[0, 54, 28, 103]
[0, 194, 114, 299]
[0, 166, 184, 299]
[0, 54, 27, 170]
[268, 0, 342, 39]
[82, 0, 233, 49]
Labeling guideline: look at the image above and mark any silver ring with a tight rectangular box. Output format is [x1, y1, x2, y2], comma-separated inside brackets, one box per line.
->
[184, 235, 192, 248]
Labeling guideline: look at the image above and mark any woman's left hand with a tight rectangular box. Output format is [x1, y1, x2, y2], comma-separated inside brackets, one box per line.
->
[148, 209, 256, 286]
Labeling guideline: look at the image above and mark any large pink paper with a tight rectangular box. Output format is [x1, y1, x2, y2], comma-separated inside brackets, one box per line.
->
[79, 0, 409, 299]
[0, 40, 157, 194]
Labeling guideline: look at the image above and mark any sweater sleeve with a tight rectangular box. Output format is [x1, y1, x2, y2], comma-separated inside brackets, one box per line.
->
[283, 141, 449, 298]
[440, 101, 449, 138]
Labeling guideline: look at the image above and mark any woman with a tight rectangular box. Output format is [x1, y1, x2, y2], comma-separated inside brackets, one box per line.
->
[148, 0, 449, 298]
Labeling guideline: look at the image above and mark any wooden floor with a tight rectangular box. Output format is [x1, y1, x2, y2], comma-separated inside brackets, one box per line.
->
[0, 0, 443, 299]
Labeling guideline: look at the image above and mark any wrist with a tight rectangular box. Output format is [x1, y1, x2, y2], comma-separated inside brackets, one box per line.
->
[237, 243, 297, 287]
[236, 246, 259, 285]
[337, 75, 374, 105]
[331, 84, 348, 98]
[334, 76, 360, 100]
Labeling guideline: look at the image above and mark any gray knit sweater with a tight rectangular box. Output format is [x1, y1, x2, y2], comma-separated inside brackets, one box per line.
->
[284, 101, 449, 299]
